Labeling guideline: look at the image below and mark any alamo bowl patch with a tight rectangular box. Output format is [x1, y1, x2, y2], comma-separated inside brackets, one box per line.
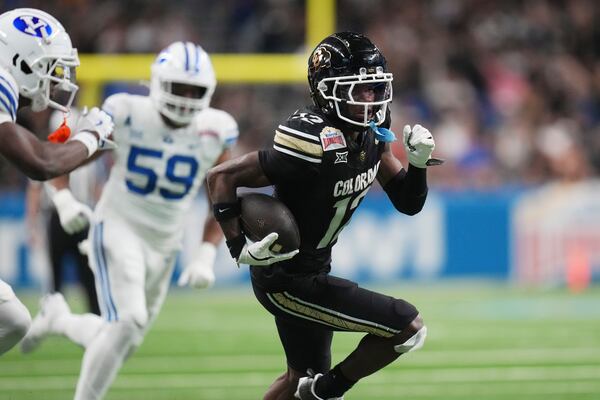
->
[320, 127, 347, 151]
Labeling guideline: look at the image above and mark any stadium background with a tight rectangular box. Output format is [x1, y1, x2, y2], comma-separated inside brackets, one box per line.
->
[1, 0, 599, 399]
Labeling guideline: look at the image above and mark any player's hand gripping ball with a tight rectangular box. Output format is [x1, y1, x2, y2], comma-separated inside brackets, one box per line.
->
[239, 193, 301, 254]
[234, 193, 301, 267]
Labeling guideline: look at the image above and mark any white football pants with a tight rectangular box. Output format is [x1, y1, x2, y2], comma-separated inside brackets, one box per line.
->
[0, 279, 31, 355]
[72, 216, 178, 399]
[88, 216, 178, 327]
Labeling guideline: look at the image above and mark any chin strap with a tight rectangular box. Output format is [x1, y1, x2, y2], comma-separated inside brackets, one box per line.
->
[368, 120, 396, 143]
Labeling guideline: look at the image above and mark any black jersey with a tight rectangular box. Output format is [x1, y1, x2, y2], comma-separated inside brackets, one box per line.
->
[258, 106, 387, 273]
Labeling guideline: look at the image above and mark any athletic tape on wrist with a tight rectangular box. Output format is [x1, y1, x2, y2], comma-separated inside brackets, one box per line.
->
[226, 234, 246, 260]
[71, 131, 98, 157]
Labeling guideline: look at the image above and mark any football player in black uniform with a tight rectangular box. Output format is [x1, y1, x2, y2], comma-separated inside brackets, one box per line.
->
[207, 32, 438, 400]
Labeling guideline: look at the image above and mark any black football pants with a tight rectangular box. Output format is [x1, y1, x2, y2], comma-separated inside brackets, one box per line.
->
[251, 267, 418, 373]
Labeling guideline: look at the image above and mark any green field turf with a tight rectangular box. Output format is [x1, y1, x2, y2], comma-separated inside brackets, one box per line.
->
[2, 283, 600, 400]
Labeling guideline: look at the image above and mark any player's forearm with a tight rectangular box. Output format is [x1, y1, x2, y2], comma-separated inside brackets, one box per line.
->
[26, 141, 89, 180]
[207, 152, 271, 258]
[202, 213, 224, 245]
[7, 141, 88, 181]
[0, 123, 89, 180]
[206, 160, 244, 241]
[206, 152, 270, 227]
[383, 165, 428, 215]
[206, 168, 244, 257]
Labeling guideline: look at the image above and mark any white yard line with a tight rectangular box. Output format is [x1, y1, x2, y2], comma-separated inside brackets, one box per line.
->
[2, 365, 600, 391]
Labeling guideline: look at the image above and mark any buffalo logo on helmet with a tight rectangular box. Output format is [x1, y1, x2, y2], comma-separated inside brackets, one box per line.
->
[13, 15, 52, 39]
[359, 150, 366, 163]
[311, 46, 331, 72]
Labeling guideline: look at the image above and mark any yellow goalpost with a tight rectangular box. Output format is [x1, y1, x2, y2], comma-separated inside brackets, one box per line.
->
[76, 0, 336, 106]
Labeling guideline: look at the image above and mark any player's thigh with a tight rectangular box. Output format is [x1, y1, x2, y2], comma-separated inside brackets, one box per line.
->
[88, 219, 148, 325]
[257, 273, 418, 337]
[253, 280, 334, 373]
[0, 279, 16, 303]
[144, 248, 178, 327]
[0, 282, 31, 354]
[275, 316, 333, 374]
[0, 280, 30, 328]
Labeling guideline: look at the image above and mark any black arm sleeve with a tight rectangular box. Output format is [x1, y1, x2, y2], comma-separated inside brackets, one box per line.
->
[383, 165, 428, 215]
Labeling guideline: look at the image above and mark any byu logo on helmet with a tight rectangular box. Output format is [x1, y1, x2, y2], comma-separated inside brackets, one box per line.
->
[13, 15, 52, 38]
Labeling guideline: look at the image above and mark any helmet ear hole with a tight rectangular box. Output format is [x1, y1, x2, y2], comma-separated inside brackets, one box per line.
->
[20, 60, 32, 74]
[317, 81, 327, 91]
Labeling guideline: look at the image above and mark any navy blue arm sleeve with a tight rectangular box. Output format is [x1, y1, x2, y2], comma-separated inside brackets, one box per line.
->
[383, 165, 428, 215]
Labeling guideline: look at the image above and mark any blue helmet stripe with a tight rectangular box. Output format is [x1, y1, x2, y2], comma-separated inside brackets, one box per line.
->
[186, 42, 196, 73]
[182, 42, 189, 71]
[195, 45, 200, 73]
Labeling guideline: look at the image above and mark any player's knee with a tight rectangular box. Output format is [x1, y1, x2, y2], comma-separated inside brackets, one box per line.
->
[0, 301, 31, 354]
[110, 320, 145, 352]
[121, 308, 149, 330]
[393, 314, 427, 354]
[12, 308, 32, 340]
[7, 299, 32, 339]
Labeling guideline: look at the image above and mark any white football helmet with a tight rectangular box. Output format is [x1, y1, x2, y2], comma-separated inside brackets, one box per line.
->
[150, 41, 216, 125]
[0, 8, 79, 112]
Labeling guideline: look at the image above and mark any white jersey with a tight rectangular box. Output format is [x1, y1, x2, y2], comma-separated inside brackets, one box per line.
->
[0, 66, 19, 125]
[96, 93, 238, 249]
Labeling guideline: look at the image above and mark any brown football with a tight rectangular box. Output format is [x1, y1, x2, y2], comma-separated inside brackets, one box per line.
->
[239, 193, 300, 253]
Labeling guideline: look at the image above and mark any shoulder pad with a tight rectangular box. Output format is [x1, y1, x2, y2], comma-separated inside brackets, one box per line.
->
[102, 93, 144, 127]
[279, 109, 348, 153]
[192, 107, 239, 147]
[272, 110, 328, 164]
[101, 93, 134, 127]
[283, 109, 327, 138]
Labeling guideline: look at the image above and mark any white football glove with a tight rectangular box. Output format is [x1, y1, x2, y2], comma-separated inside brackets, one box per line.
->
[77, 238, 91, 256]
[70, 106, 116, 157]
[178, 242, 217, 289]
[237, 232, 299, 266]
[51, 189, 93, 234]
[403, 124, 436, 168]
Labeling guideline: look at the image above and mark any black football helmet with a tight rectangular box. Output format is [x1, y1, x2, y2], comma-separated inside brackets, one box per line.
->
[308, 32, 393, 128]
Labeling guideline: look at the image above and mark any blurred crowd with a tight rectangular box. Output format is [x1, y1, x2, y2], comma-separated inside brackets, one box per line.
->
[1, 0, 599, 190]
[353, 0, 600, 188]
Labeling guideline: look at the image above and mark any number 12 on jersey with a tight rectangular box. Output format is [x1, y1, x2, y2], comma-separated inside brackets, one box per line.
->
[126, 145, 199, 200]
[317, 187, 370, 249]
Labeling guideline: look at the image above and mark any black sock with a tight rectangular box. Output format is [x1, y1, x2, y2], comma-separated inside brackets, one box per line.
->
[315, 364, 356, 398]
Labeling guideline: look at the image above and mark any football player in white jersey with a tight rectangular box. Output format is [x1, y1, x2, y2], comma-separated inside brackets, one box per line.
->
[21, 41, 239, 400]
[0, 8, 113, 356]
